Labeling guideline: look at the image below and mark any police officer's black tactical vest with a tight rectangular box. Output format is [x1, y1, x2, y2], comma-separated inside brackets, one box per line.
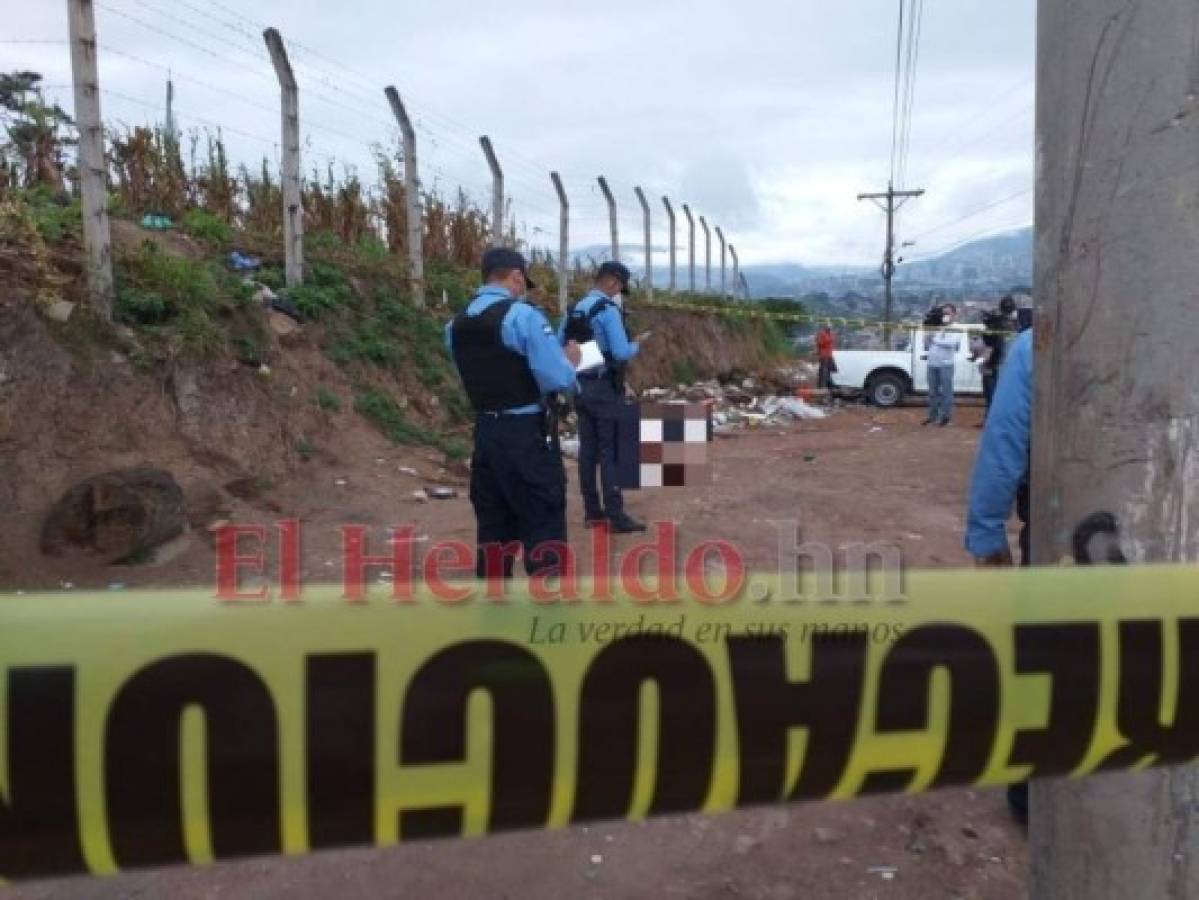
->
[451, 299, 542, 412]
[563, 297, 617, 344]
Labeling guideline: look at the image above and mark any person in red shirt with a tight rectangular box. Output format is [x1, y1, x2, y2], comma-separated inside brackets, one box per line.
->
[815, 324, 837, 393]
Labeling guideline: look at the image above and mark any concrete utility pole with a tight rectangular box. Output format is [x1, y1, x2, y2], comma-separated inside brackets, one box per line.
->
[699, 215, 711, 293]
[597, 176, 619, 262]
[634, 186, 653, 300]
[858, 183, 923, 346]
[550, 172, 569, 311]
[164, 75, 178, 148]
[662, 197, 677, 296]
[479, 136, 504, 245]
[384, 87, 424, 306]
[682, 204, 696, 294]
[1031, 2, 1199, 897]
[729, 243, 739, 300]
[715, 226, 727, 298]
[67, 0, 114, 319]
[264, 28, 303, 288]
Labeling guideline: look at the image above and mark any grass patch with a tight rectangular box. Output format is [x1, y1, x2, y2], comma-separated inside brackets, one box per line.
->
[288, 260, 355, 320]
[114, 240, 258, 357]
[314, 386, 341, 412]
[355, 387, 468, 458]
[181, 208, 234, 246]
[670, 358, 700, 385]
[354, 388, 425, 444]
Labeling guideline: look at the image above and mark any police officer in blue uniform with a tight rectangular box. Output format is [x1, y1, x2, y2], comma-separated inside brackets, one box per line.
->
[446, 248, 581, 578]
[559, 261, 648, 533]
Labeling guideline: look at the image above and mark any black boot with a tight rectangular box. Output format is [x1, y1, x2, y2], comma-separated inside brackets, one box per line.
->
[608, 512, 647, 534]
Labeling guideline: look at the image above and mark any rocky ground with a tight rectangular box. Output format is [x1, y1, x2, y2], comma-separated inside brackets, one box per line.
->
[6, 399, 1028, 899]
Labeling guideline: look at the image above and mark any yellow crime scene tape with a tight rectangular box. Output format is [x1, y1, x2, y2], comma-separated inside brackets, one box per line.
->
[2, 564, 1197, 881]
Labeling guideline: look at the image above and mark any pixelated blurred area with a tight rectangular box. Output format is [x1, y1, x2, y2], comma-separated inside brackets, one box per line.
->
[631, 402, 713, 489]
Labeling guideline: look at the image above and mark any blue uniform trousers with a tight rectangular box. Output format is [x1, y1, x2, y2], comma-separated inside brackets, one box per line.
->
[575, 376, 626, 519]
[469, 413, 567, 578]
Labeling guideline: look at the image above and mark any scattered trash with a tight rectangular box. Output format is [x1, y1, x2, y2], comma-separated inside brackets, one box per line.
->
[868, 865, 899, 879]
[426, 487, 458, 500]
[269, 295, 304, 322]
[44, 299, 75, 323]
[398, 466, 419, 477]
[589, 854, 603, 865]
[868, 426, 884, 433]
[257, 364, 271, 377]
[140, 213, 173, 230]
[252, 283, 277, 304]
[228, 251, 262, 271]
[763, 396, 827, 421]
[412, 489, 429, 503]
[334, 478, 348, 487]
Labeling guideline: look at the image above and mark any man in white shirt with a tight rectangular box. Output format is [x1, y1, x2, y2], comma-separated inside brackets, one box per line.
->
[923, 304, 961, 427]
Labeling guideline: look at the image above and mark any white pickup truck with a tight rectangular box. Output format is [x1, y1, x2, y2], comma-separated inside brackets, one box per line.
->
[831, 325, 986, 407]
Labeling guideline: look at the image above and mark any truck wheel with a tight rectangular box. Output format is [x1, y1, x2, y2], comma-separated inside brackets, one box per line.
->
[867, 373, 906, 408]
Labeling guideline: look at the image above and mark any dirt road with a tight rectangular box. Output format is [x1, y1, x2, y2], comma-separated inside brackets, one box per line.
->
[7, 402, 1028, 899]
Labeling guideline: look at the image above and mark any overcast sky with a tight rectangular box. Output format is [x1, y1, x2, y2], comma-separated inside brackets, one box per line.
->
[8, 0, 1036, 266]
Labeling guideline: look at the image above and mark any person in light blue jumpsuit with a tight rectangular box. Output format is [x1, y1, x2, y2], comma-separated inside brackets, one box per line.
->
[559, 261, 646, 533]
[445, 248, 580, 578]
[965, 326, 1033, 824]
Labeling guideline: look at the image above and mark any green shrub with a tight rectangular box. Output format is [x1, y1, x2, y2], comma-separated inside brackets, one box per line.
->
[182, 208, 234, 246]
[289, 261, 355, 320]
[314, 386, 341, 411]
[670, 359, 700, 385]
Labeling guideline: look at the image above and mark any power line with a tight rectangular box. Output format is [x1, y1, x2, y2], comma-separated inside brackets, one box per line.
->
[905, 187, 1033, 243]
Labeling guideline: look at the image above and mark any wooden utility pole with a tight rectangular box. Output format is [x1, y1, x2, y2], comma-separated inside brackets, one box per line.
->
[597, 176, 619, 262]
[662, 196, 676, 295]
[384, 87, 424, 307]
[479, 136, 504, 245]
[264, 28, 303, 288]
[67, 0, 114, 320]
[715, 226, 727, 298]
[729, 243, 739, 300]
[1031, 1, 1199, 896]
[858, 183, 923, 345]
[682, 203, 696, 294]
[634, 186, 652, 300]
[699, 215, 711, 293]
[550, 172, 569, 311]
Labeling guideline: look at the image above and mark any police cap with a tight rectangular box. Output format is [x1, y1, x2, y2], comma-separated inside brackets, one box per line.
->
[481, 246, 537, 289]
[597, 261, 632, 290]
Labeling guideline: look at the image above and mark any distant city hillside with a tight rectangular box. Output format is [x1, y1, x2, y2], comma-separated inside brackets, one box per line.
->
[568, 228, 1033, 304]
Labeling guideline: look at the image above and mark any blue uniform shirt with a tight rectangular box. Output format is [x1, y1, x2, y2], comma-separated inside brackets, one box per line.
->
[965, 329, 1033, 557]
[445, 285, 578, 415]
[557, 290, 640, 364]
